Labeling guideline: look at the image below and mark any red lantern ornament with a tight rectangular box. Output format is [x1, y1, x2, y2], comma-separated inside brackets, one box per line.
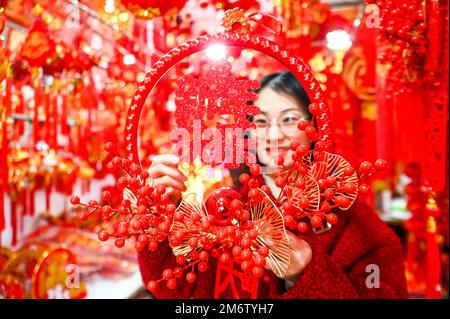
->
[120, 0, 188, 19]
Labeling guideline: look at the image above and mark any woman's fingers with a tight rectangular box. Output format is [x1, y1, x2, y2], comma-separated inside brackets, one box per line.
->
[151, 154, 181, 167]
[148, 163, 188, 182]
[264, 230, 312, 280]
[153, 176, 187, 193]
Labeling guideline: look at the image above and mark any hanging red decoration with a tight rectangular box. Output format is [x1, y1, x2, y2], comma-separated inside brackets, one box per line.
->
[19, 18, 55, 68]
[120, 0, 188, 20]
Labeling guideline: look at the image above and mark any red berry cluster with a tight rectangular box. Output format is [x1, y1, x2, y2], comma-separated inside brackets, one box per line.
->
[147, 184, 280, 292]
[70, 142, 176, 252]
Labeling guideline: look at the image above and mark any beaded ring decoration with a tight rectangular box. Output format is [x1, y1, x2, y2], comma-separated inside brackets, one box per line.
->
[70, 8, 385, 298]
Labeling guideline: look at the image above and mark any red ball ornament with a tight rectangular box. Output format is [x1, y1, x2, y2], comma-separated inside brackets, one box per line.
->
[205, 187, 241, 226]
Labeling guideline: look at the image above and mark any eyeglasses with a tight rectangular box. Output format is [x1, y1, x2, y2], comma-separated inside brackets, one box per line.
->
[250, 111, 306, 137]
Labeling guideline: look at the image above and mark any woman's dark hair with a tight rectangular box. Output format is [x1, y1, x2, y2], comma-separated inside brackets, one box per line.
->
[256, 71, 313, 121]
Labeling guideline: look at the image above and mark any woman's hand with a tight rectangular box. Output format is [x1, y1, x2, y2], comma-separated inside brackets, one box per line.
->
[266, 230, 312, 281]
[148, 154, 188, 204]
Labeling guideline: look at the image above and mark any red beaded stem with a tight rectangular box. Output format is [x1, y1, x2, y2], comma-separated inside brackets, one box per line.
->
[124, 32, 333, 165]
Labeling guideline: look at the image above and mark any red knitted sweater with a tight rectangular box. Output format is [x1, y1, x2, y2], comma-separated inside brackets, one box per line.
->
[137, 178, 408, 299]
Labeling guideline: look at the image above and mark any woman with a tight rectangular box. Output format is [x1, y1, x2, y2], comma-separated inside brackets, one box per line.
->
[138, 71, 408, 298]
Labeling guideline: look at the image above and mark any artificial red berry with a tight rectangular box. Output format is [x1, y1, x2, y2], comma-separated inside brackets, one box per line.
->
[324, 189, 334, 200]
[232, 246, 242, 257]
[198, 262, 208, 272]
[190, 250, 199, 260]
[166, 204, 176, 214]
[162, 269, 173, 280]
[374, 159, 387, 171]
[115, 239, 125, 248]
[359, 161, 373, 174]
[219, 253, 231, 264]
[199, 251, 209, 262]
[252, 266, 264, 277]
[308, 103, 320, 115]
[147, 280, 158, 292]
[261, 185, 271, 195]
[343, 166, 355, 176]
[326, 213, 338, 225]
[98, 230, 109, 241]
[290, 142, 300, 151]
[78, 211, 88, 222]
[241, 261, 253, 272]
[88, 200, 98, 208]
[305, 126, 317, 138]
[148, 241, 159, 251]
[311, 215, 323, 228]
[188, 238, 198, 248]
[101, 191, 111, 202]
[359, 183, 371, 193]
[241, 249, 252, 261]
[297, 119, 308, 131]
[297, 222, 308, 233]
[253, 255, 266, 267]
[231, 199, 243, 211]
[239, 173, 250, 185]
[299, 197, 309, 209]
[176, 255, 186, 265]
[167, 279, 177, 289]
[275, 177, 286, 188]
[70, 195, 80, 205]
[104, 142, 114, 152]
[117, 177, 128, 190]
[343, 182, 357, 194]
[258, 246, 269, 257]
[186, 272, 197, 284]
[250, 164, 261, 176]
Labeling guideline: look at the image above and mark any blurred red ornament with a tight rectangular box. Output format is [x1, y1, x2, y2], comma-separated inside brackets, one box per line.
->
[19, 19, 55, 67]
[120, 0, 187, 19]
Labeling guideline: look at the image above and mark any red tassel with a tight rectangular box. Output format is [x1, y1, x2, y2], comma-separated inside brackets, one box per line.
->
[30, 189, 35, 216]
[34, 80, 42, 145]
[425, 216, 442, 298]
[11, 201, 17, 246]
[45, 92, 51, 144]
[45, 184, 51, 213]
[52, 94, 58, 148]
[0, 77, 12, 235]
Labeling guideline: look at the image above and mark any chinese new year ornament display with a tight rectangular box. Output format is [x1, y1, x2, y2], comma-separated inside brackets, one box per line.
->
[70, 8, 385, 299]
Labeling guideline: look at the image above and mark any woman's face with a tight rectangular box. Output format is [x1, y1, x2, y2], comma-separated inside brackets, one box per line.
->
[252, 87, 309, 173]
